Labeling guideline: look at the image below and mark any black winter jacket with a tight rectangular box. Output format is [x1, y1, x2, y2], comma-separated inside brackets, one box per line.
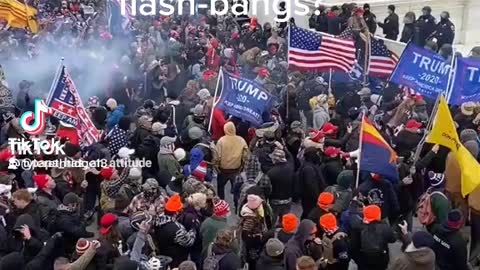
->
[256, 251, 285, 270]
[267, 162, 295, 201]
[431, 224, 469, 270]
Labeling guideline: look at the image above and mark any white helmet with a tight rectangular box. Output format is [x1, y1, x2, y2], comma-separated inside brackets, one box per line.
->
[148, 257, 161, 270]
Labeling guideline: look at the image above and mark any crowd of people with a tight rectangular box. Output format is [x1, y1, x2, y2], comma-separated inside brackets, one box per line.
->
[0, 1, 479, 270]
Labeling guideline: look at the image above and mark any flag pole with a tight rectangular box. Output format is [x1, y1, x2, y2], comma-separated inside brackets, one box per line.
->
[446, 48, 457, 104]
[413, 93, 441, 163]
[208, 69, 223, 133]
[355, 116, 365, 188]
[46, 57, 64, 106]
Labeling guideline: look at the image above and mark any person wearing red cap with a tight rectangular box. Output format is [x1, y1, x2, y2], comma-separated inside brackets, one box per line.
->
[155, 194, 196, 268]
[97, 213, 121, 269]
[307, 192, 335, 235]
[319, 213, 350, 270]
[354, 205, 396, 270]
[393, 119, 423, 157]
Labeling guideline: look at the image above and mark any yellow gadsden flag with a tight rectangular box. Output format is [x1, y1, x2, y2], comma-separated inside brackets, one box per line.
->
[0, 0, 38, 33]
[427, 96, 480, 196]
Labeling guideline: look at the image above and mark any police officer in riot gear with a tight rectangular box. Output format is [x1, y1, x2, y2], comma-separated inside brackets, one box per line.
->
[431, 11, 455, 50]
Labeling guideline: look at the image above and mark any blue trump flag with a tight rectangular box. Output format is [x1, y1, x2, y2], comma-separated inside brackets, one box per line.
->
[450, 57, 480, 105]
[218, 72, 275, 127]
[390, 43, 451, 99]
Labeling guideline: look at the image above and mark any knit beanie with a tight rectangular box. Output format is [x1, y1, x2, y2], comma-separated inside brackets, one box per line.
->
[363, 205, 381, 224]
[88, 96, 100, 108]
[446, 209, 463, 230]
[32, 174, 49, 189]
[63, 192, 80, 205]
[265, 238, 284, 257]
[428, 171, 445, 187]
[320, 213, 338, 233]
[412, 231, 435, 249]
[165, 194, 183, 214]
[282, 213, 299, 233]
[460, 129, 477, 143]
[337, 170, 354, 189]
[76, 238, 91, 255]
[214, 199, 231, 218]
[247, 194, 263, 210]
[317, 192, 335, 210]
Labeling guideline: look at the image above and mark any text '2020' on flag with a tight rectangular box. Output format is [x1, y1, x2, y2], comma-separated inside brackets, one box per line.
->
[360, 117, 399, 182]
[427, 96, 480, 196]
[46, 65, 100, 146]
[217, 71, 275, 127]
[288, 26, 356, 72]
[390, 43, 451, 100]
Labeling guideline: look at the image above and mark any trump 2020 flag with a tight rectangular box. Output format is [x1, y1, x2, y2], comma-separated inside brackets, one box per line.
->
[390, 43, 451, 100]
[449, 57, 480, 105]
[217, 71, 275, 127]
[360, 117, 399, 182]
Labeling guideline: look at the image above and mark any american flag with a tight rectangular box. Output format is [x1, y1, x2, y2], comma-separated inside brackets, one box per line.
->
[368, 38, 399, 78]
[108, 0, 133, 33]
[288, 26, 356, 72]
[46, 65, 100, 146]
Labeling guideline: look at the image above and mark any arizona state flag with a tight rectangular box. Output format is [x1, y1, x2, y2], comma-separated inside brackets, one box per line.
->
[0, 0, 38, 33]
[427, 95, 480, 196]
[360, 117, 399, 182]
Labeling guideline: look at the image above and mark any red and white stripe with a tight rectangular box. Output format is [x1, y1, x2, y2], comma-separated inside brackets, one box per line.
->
[289, 36, 356, 73]
[369, 53, 399, 77]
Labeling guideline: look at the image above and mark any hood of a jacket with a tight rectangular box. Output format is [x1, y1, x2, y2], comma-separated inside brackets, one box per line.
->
[224, 122, 236, 136]
[406, 248, 435, 266]
[14, 213, 39, 237]
[294, 219, 316, 244]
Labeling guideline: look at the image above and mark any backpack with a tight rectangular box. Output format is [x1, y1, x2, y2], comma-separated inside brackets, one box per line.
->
[360, 225, 385, 254]
[321, 232, 346, 264]
[203, 244, 227, 270]
[416, 189, 448, 226]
